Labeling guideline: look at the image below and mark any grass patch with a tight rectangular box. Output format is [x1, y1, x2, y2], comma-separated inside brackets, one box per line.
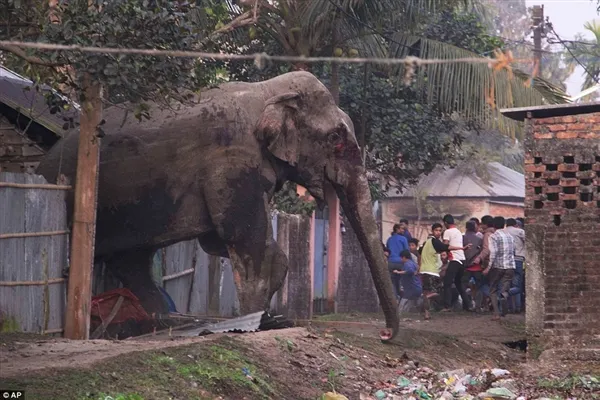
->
[2, 336, 279, 400]
[169, 339, 277, 399]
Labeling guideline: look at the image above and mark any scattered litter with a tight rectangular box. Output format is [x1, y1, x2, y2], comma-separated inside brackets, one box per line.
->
[490, 369, 510, 378]
[397, 376, 411, 387]
[375, 389, 387, 399]
[477, 387, 517, 399]
[322, 392, 349, 400]
[241, 367, 253, 381]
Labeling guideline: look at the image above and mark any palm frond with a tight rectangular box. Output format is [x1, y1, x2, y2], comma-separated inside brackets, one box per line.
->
[388, 35, 570, 139]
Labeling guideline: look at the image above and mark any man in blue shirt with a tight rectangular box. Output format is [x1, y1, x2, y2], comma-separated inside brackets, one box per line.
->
[393, 250, 423, 312]
[386, 224, 409, 263]
[386, 224, 409, 300]
[399, 218, 413, 242]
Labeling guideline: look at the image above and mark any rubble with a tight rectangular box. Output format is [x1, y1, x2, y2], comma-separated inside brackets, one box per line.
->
[356, 360, 579, 400]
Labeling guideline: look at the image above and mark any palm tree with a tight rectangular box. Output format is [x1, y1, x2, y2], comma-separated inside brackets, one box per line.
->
[215, 0, 568, 137]
[569, 20, 600, 98]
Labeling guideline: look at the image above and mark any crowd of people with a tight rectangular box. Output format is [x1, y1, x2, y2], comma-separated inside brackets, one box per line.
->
[384, 215, 525, 321]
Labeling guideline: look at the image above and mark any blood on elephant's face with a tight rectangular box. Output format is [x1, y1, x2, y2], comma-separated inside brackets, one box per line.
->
[255, 81, 400, 341]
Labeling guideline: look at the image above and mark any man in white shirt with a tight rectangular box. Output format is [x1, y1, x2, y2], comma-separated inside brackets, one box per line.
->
[441, 214, 472, 312]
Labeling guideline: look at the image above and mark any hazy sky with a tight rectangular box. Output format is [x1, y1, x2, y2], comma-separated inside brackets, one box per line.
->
[525, 0, 599, 96]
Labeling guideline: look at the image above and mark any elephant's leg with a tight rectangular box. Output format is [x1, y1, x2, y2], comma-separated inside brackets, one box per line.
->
[225, 229, 289, 314]
[104, 247, 168, 315]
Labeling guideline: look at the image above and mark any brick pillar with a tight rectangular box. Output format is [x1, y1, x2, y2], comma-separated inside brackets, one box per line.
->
[524, 111, 600, 361]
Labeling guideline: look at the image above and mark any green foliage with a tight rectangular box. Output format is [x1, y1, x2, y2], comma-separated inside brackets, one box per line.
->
[1, 0, 229, 114]
[569, 21, 600, 94]
[421, 10, 505, 55]
[270, 182, 316, 216]
[173, 344, 276, 398]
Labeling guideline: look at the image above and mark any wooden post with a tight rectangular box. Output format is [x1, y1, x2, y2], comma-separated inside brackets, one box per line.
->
[532, 5, 544, 74]
[64, 76, 103, 340]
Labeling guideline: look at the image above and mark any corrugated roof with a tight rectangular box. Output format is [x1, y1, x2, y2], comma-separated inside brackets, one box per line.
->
[499, 101, 600, 121]
[0, 65, 80, 137]
[386, 162, 525, 198]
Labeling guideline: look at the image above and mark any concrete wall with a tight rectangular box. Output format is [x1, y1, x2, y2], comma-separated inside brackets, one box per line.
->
[524, 111, 600, 361]
[273, 213, 314, 320]
[336, 217, 380, 313]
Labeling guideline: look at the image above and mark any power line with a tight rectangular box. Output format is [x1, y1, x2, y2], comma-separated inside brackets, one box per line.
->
[0, 39, 520, 68]
[546, 21, 600, 85]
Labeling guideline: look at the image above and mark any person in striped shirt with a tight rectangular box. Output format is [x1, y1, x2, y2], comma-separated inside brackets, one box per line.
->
[485, 216, 516, 321]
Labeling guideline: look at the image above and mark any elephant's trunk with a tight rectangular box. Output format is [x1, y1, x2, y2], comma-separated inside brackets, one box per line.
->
[333, 167, 399, 342]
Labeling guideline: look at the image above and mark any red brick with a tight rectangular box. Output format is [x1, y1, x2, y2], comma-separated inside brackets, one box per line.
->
[578, 115, 600, 123]
[525, 164, 546, 172]
[569, 123, 590, 131]
[576, 171, 596, 179]
[525, 155, 534, 165]
[549, 124, 568, 132]
[545, 186, 562, 193]
[528, 179, 546, 187]
[558, 116, 576, 123]
[534, 132, 554, 139]
[560, 178, 579, 187]
[558, 164, 579, 172]
[556, 131, 579, 139]
[578, 132, 599, 139]
[543, 171, 561, 179]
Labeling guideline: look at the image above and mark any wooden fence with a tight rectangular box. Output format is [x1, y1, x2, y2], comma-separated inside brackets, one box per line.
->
[0, 172, 69, 334]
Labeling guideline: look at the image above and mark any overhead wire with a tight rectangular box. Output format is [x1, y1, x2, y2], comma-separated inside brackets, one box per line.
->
[0, 39, 519, 67]
[546, 20, 600, 85]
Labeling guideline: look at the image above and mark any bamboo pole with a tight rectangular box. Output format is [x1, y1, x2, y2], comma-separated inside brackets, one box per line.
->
[0, 278, 66, 286]
[0, 182, 72, 190]
[0, 230, 69, 240]
[64, 75, 103, 340]
[162, 268, 195, 282]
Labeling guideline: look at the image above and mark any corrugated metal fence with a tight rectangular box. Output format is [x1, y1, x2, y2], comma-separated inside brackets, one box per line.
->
[0, 172, 69, 334]
[1, 171, 295, 333]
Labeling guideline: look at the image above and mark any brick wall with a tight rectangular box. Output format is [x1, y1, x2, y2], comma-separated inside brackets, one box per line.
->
[524, 111, 600, 361]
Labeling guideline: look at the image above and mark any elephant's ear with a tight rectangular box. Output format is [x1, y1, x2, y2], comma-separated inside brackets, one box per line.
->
[255, 91, 302, 166]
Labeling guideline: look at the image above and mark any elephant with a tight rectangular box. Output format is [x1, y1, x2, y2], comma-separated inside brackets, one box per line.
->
[36, 71, 400, 340]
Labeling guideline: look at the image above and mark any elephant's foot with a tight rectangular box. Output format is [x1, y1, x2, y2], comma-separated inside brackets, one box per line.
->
[227, 240, 289, 316]
[104, 248, 169, 316]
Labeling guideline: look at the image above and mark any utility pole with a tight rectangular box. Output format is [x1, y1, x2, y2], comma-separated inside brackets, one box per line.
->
[64, 75, 103, 340]
[532, 4, 544, 75]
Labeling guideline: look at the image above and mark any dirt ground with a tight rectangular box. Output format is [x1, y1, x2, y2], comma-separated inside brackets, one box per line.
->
[1, 312, 598, 400]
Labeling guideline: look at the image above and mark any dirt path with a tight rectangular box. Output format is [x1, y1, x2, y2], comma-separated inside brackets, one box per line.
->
[1, 314, 598, 400]
[0, 332, 224, 378]
[0, 313, 525, 379]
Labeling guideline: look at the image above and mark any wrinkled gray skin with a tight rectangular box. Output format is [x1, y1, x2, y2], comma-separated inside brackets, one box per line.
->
[37, 71, 400, 340]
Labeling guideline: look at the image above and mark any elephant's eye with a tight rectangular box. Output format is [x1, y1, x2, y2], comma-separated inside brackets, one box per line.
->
[328, 131, 342, 144]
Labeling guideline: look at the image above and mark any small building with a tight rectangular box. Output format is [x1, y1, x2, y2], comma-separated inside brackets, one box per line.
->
[380, 161, 525, 242]
[0, 66, 78, 173]
[501, 101, 600, 361]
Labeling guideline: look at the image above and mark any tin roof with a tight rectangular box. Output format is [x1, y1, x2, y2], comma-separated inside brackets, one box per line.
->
[0, 65, 80, 137]
[385, 162, 525, 199]
[499, 101, 600, 121]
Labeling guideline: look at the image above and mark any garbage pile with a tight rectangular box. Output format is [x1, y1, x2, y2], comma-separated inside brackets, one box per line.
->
[336, 362, 543, 400]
